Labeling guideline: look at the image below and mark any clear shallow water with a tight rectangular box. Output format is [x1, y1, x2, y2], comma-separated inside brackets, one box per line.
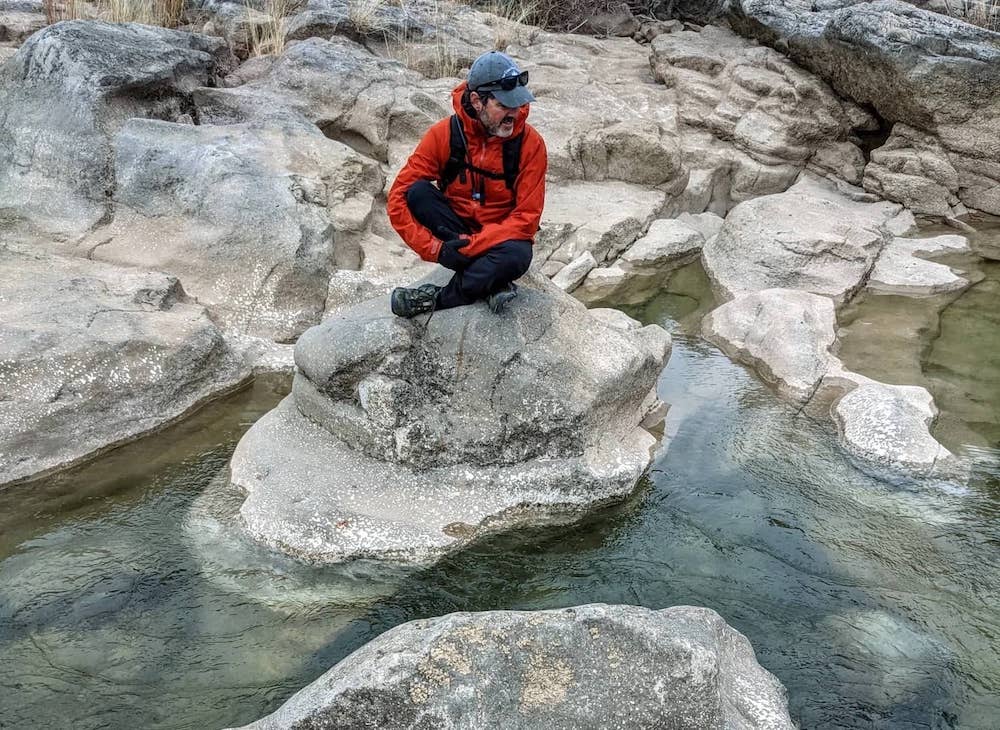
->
[2, 265, 1000, 729]
[838, 219, 1000, 452]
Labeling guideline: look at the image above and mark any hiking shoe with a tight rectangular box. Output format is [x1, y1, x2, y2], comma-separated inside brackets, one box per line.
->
[486, 283, 518, 314]
[391, 284, 441, 318]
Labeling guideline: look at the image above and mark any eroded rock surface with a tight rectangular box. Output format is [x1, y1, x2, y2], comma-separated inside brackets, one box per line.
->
[729, 0, 1000, 215]
[703, 287, 958, 476]
[71, 119, 384, 341]
[651, 24, 873, 210]
[234, 604, 794, 730]
[0, 246, 249, 487]
[867, 234, 970, 297]
[0, 20, 234, 237]
[230, 273, 670, 563]
[702, 175, 912, 303]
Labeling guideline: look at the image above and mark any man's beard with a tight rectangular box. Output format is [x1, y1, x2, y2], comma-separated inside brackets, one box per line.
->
[479, 109, 516, 138]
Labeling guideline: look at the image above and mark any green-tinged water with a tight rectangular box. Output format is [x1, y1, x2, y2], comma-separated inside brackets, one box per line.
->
[2, 242, 1000, 729]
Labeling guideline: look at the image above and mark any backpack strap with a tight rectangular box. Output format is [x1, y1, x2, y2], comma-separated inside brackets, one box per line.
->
[501, 132, 523, 203]
[439, 115, 467, 193]
[438, 114, 524, 203]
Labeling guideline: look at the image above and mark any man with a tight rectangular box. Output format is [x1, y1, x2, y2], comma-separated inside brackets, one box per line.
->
[387, 50, 547, 317]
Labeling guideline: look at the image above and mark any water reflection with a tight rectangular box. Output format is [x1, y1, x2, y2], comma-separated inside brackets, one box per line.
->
[2, 263, 999, 729]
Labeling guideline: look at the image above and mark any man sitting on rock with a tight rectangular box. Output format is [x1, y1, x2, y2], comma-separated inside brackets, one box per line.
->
[387, 51, 547, 317]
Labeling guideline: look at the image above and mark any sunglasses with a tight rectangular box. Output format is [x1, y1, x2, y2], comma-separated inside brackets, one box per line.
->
[476, 70, 529, 92]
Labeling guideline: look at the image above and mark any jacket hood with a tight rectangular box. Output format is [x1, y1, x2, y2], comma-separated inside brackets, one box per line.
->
[451, 82, 530, 142]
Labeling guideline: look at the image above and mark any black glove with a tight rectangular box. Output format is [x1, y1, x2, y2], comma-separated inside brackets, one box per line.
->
[437, 238, 473, 271]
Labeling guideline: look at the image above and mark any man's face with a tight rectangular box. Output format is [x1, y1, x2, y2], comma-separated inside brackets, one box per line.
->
[471, 92, 522, 138]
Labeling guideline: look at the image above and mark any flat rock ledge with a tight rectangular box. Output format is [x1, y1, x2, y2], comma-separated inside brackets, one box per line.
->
[233, 603, 794, 730]
[703, 288, 957, 478]
[230, 273, 671, 564]
[0, 246, 250, 487]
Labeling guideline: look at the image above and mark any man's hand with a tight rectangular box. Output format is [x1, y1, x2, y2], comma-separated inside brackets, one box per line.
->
[437, 238, 473, 271]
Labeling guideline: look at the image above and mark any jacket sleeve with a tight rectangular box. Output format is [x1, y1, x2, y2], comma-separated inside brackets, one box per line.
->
[461, 129, 548, 258]
[387, 121, 448, 262]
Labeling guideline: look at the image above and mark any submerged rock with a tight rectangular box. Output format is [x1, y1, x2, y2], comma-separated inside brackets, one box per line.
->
[867, 235, 970, 297]
[230, 273, 670, 564]
[234, 604, 794, 730]
[0, 246, 249, 488]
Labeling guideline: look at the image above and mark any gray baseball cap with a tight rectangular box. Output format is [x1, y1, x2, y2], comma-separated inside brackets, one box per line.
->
[467, 51, 535, 108]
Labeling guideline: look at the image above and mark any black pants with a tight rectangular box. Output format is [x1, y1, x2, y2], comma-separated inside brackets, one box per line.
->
[405, 180, 532, 310]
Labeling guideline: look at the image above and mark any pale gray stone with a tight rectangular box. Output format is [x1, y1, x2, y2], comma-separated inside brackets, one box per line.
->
[867, 235, 970, 297]
[832, 380, 954, 477]
[702, 175, 904, 304]
[234, 604, 794, 730]
[536, 181, 666, 265]
[70, 120, 384, 342]
[0, 20, 234, 237]
[551, 251, 597, 292]
[863, 124, 962, 218]
[0, 245, 249, 487]
[703, 289, 839, 402]
[676, 211, 724, 242]
[0, 0, 44, 44]
[620, 218, 704, 271]
[571, 265, 629, 306]
[650, 24, 872, 209]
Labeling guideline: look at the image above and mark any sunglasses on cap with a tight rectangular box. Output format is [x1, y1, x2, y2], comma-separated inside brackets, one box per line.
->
[475, 70, 529, 92]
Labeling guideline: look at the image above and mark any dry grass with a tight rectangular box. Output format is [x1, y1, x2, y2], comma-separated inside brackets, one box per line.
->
[942, 0, 1000, 31]
[246, 0, 292, 56]
[43, 0, 184, 26]
[98, 0, 184, 25]
[348, 0, 388, 32]
[482, 0, 544, 49]
[43, 0, 81, 23]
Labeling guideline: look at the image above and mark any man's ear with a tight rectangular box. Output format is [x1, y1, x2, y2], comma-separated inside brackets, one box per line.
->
[469, 91, 483, 112]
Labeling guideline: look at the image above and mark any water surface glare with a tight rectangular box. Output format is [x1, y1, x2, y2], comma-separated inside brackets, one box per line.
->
[2, 281, 1000, 729]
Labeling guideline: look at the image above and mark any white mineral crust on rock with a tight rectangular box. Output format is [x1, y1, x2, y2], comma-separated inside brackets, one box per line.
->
[231, 273, 671, 564]
[703, 288, 956, 476]
[233, 604, 795, 730]
[867, 235, 970, 297]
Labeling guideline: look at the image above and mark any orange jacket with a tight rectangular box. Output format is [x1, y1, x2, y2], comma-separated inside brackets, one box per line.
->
[388, 83, 547, 261]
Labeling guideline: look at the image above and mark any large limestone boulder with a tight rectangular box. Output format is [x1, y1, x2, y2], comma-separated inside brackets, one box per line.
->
[729, 0, 1000, 215]
[702, 287, 957, 476]
[193, 35, 444, 165]
[702, 175, 912, 304]
[68, 119, 384, 341]
[230, 273, 670, 563]
[650, 24, 872, 210]
[0, 246, 249, 488]
[0, 20, 234, 237]
[234, 604, 794, 730]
